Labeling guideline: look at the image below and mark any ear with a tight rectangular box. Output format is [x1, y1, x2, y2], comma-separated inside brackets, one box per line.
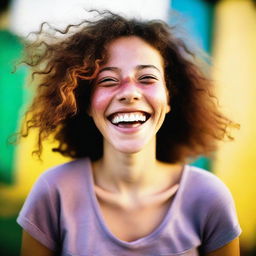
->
[166, 104, 171, 114]
[165, 90, 171, 114]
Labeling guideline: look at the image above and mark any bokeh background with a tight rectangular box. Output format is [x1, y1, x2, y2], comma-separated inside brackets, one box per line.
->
[0, 0, 256, 255]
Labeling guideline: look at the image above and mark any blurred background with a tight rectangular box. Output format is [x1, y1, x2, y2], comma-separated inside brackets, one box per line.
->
[0, 0, 255, 255]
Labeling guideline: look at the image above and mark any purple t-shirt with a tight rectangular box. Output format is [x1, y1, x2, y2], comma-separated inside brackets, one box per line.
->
[17, 158, 241, 256]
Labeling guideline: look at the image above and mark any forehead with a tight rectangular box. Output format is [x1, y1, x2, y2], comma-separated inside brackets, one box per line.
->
[103, 36, 164, 68]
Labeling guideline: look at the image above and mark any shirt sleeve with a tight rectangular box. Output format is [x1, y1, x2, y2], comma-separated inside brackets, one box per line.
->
[17, 173, 59, 251]
[201, 177, 241, 253]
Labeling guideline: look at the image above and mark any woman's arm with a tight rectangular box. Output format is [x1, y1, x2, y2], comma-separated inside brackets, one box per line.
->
[20, 230, 55, 256]
[205, 237, 240, 256]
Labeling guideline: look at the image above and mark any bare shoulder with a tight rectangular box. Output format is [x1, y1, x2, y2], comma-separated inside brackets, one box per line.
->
[20, 230, 55, 256]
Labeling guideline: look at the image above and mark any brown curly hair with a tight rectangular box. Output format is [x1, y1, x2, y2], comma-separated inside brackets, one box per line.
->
[20, 10, 236, 163]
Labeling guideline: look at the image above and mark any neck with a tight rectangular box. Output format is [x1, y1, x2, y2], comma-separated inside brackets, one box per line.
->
[92, 137, 179, 195]
[94, 137, 156, 191]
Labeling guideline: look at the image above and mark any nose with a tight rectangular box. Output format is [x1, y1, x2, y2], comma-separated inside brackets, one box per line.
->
[117, 82, 142, 103]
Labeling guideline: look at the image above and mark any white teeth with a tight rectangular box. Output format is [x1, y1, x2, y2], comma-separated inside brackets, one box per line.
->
[111, 112, 147, 124]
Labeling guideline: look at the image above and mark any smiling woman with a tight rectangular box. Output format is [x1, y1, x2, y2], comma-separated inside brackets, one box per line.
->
[89, 36, 170, 154]
[17, 10, 241, 256]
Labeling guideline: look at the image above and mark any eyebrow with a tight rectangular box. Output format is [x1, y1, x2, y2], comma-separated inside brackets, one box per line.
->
[136, 65, 161, 73]
[98, 64, 161, 74]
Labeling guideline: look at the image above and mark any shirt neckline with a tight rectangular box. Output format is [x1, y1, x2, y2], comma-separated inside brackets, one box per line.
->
[85, 158, 189, 248]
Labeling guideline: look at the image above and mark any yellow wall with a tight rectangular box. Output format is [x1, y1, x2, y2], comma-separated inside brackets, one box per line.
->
[213, 0, 256, 248]
[0, 131, 70, 217]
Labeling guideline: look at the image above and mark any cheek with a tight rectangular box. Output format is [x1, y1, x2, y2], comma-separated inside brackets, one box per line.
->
[90, 89, 112, 114]
[146, 85, 169, 106]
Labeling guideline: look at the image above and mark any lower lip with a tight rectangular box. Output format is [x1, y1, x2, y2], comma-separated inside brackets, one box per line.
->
[110, 121, 147, 134]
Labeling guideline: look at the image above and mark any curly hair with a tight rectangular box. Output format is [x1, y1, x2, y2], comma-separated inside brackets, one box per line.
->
[20, 10, 236, 163]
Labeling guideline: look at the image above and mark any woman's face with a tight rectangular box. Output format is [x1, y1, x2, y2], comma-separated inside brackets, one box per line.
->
[89, 36, 170, 154]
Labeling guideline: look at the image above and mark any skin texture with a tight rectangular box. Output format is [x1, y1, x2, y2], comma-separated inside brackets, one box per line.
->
[89, 36, 170, 155]
[21, 231, 55, 256]
[20, 36, 240, 256]
[89, 36, 181, 242]
[206, 237, 240, 256]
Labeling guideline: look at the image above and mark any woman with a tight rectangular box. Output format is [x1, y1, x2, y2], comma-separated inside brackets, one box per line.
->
[17, 11, 241, 256]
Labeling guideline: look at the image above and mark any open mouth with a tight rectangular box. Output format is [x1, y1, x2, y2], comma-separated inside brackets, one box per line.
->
[107, 111, 151, 128]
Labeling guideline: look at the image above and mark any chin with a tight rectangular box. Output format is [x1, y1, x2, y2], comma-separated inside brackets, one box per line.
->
[118, 148, 142, 154]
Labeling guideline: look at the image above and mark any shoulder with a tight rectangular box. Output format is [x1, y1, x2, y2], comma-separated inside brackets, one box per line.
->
[184, 165, 233, 204]
[181, 165, 241, 253]
[38, 158, 90, 187]
[28, 158, 91, 199]
[179, 165, 238, 224]
[17, 158, 93, 251]
[21, 158, 90, 205]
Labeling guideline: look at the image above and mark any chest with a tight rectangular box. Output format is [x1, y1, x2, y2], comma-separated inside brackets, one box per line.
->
[97, 197, 173, 242]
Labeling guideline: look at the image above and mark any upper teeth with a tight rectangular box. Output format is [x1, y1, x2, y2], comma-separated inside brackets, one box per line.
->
[111, 112, 147, 124]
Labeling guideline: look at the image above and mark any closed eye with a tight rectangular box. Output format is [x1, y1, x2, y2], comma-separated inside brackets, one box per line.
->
[97, 77, 119, 87]
[138, 75, 158, 84]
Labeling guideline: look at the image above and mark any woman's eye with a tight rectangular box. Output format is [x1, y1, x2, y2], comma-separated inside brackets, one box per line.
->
[139, 75, 158, 84]
[97, 77, 118, 87]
